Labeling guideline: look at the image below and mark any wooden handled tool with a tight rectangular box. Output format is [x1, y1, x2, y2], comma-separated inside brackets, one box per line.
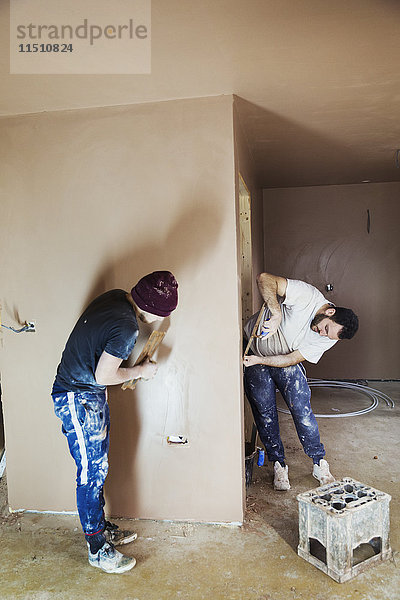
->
[243, 303, 266, 358]
[121, 330, 166, 390]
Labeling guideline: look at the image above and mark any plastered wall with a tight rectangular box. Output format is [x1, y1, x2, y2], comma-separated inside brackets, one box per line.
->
[263, 183, 400, 379]
[0, 95, 245, 522]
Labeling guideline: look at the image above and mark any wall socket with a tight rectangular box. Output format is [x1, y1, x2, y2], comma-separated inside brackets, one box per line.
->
[166, 435, 189, 446]
[26, 321, 36, 332]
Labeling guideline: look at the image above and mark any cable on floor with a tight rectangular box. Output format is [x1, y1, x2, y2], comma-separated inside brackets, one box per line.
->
[277, 380, 394, 418]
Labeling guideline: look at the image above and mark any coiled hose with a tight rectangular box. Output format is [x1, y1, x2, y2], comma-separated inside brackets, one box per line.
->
[277, 379, 395, 418]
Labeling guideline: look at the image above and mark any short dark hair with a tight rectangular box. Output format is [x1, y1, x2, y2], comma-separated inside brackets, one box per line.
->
[331, 307, 359, 339]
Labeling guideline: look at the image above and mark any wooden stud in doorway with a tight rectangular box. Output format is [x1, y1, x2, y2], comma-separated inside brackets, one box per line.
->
[238, 174, 253, 326]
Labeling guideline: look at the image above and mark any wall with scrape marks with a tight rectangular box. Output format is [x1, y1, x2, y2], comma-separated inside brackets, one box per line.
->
[0, 96, 245, 522]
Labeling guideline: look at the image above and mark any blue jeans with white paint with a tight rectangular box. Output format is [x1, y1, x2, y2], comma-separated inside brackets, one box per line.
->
[244, 363, 325, 465]
[52, 390, 110, 538]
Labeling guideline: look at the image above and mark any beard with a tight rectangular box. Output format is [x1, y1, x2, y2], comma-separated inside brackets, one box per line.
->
[311, 313, 329, 329]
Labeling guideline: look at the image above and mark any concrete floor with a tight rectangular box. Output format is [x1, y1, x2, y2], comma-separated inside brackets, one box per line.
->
[1, 382, 399, 600]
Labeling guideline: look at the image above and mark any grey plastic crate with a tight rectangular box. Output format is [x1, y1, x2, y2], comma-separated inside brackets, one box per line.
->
[297, 477, 392, 583]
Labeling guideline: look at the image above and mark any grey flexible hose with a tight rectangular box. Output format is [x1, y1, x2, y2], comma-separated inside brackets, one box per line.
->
[277, 379, 394, 418]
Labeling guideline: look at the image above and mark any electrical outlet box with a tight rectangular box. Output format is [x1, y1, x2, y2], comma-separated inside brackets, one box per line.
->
[26, 321, 36, 332]
[165, 435, 189, 447]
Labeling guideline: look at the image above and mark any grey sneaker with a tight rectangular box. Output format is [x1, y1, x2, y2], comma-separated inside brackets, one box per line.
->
[88, 541, 136, 574]
[273, 461, 290, 491]
[104, 521, 137, 546]
[313, 459, 335, 485]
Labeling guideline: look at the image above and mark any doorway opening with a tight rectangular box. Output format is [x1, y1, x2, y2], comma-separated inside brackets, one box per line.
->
[239, 173, 258, 487]
[0, 383, 5, 479]
[0, 382, 7, 516]
[238, 173, 253, 326]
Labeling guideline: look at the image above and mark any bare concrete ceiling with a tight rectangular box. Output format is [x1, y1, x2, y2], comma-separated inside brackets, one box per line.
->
[1, 0, 399, 188]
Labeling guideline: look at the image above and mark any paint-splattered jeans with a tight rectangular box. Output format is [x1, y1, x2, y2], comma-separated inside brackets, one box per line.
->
[244, 363, 325, 465]
[52, 390, 110, 538]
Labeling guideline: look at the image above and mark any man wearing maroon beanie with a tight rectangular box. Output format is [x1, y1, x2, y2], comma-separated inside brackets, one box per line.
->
[51, 271, 178, 573]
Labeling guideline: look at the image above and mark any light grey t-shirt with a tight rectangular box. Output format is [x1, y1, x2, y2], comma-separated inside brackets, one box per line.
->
[244, 279, 337, 364]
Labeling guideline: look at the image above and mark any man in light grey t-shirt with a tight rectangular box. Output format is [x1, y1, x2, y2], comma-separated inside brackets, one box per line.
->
[243, 272, 359, 491]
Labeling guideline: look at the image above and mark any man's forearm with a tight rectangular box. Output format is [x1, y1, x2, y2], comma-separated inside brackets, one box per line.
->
[243, 349, 305, 369]
[95, 351, 159, 386]
[256, 273, 282, 316]
[260, 354, 300, 367]
[97, 365, 144, 386]
[112, 365, 144, 384]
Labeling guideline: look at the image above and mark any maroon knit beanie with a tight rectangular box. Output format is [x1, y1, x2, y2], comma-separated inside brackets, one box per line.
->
[131, 271, 178, 317]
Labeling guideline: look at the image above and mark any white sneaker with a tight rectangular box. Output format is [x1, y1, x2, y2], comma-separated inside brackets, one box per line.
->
[273, 461, 290, 491]
[313, 459, 335, 485]
[88, 542, 136, 574]
[104, 521, 138, 546]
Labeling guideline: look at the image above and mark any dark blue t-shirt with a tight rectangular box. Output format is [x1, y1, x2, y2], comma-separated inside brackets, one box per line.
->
[53, 289, 139, 393]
